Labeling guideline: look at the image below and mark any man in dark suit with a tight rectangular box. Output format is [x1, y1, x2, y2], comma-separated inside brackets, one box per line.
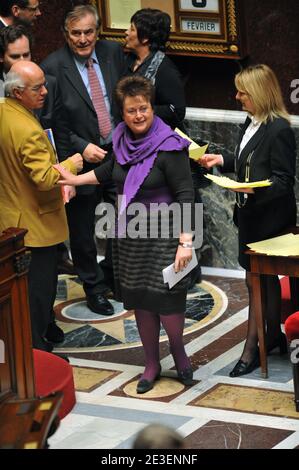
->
[0, 1, 41, 28]
[0, 24, 31, 94]
[42, 4, 125, 315]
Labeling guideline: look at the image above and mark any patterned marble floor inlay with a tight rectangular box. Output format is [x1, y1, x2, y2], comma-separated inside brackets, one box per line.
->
[73, 367, 120, 392]
[54, 276, 226, 353]
[184, 420, 294, 449]
[191, 384, 299, 419]
[47, 273, 299, 450]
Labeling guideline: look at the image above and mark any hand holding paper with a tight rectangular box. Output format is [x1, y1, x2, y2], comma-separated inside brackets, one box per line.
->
[163, 250, 198, 289]
[200, 153, 223, 169]
[204, 173, 272, 190]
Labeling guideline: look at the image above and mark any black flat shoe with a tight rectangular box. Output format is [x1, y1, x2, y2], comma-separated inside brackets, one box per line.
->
[177, 367, 193, 386]
[136, 366, 161, 394]
[136, 378, 155, 394]
[229, 354, 260, 377]
[267, 333, 288, 355]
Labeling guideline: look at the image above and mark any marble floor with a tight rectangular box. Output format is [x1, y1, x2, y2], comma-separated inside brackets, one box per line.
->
[48, 268, 299, 450]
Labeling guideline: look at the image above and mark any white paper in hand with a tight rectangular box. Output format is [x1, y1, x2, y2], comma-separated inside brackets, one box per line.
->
[162, 250, 198, 289]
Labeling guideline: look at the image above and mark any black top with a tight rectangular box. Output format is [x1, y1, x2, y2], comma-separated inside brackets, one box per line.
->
[125, 53, 186, 129]
[222, 116, 297, 270]
[94, 149, 194, 206]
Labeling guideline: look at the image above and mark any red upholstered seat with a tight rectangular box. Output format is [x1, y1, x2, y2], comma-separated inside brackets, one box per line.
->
[33, 349, 76, 419]
[284, 312, 299, 412]
[280, 276, 293, 322]
[285, 311, 299, 342]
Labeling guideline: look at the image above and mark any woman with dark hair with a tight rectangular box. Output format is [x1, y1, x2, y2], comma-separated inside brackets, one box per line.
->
[54, 75, 195, 393]
[125, 8, 186, 129]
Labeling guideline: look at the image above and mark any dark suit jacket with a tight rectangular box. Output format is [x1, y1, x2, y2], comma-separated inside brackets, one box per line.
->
[41, 41, 125, 163]
[222, 116, 297, 269]
[0, 19, 6, 29]
[35, 74, 59, 129]
[34, 74, 71, 163]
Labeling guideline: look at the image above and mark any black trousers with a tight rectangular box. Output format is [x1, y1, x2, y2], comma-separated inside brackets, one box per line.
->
[27, 245, 58, 350]
[66, 184, 115, 295]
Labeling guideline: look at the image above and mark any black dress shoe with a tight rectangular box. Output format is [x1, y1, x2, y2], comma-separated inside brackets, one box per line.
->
[57, 258, 77, 275]
[86, 294, 114, 315]
[45, 322, 65, 343]
[177, 367, 193, 386]
[229, 354, 260, 377]
[136, 366, 161, 394]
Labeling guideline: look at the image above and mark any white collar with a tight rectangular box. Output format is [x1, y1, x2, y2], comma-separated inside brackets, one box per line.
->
[0, 17, 9, 27]
[250, 115, 261, 127]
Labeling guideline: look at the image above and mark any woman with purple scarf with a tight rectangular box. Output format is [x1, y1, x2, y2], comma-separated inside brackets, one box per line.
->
[55, 76, 195, 394]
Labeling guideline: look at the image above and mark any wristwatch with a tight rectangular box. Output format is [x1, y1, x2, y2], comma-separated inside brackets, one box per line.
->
[178, 242, 193, 249]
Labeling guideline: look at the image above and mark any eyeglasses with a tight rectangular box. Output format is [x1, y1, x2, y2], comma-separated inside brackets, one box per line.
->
[17, 81, 47, 92]
[22, 4, 41, 13]
[30, 81, 47, 92]
[125, 106, 150, 116]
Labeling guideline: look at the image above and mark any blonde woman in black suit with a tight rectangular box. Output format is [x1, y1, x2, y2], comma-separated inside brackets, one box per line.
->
[201, 64, 297, 377]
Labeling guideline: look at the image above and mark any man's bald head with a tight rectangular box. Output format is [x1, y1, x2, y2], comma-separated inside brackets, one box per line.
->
[5, 60, 47, 109]
[10, 59, 41, 80]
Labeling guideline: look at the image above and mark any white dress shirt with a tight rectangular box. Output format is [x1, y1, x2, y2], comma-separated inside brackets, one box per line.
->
[238, 116, 261, 156]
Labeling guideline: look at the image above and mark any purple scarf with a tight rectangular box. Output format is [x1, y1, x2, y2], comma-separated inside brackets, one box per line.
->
[112, 116, 190, 214]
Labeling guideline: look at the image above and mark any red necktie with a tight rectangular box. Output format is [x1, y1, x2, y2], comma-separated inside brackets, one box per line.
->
[86, 58, 112, 139]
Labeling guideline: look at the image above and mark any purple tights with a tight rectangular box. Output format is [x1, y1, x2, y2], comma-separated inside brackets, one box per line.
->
[135, 309, 191, 382]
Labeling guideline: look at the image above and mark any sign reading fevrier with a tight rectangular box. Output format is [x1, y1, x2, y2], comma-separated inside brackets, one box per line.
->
[181, 18, 220, 33]
[179, 0, 220, 12]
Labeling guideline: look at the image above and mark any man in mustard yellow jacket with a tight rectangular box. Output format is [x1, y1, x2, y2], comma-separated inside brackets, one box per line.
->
[0, 60, 82, 351]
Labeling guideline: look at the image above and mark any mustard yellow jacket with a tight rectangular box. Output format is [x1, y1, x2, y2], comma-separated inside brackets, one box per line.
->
[0, 98, 77, 247]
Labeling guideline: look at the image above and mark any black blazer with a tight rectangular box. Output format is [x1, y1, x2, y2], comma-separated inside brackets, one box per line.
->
[223, 116, 297, 269]
[35, 74, 59, 128]
[41, 40, 125, 160]
[34, 74, 71, 162]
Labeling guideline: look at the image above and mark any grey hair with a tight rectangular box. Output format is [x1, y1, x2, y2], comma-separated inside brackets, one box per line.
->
[63, 5, 101, 32]
[4, 70, 25, 97]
